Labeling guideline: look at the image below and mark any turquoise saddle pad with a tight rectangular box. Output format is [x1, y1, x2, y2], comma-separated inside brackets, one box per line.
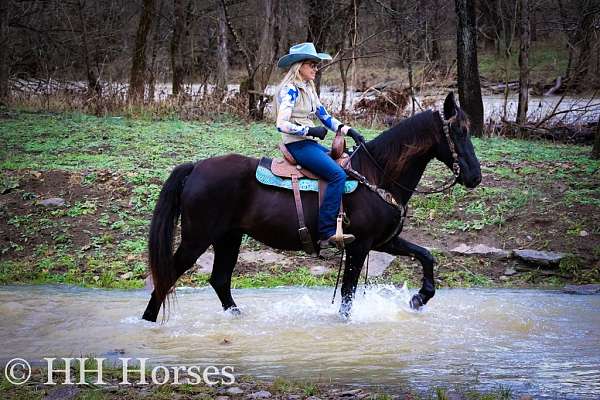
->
[256, 158, 358, 193]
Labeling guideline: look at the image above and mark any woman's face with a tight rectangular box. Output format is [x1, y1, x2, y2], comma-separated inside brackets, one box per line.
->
[299, 61, 319, 81]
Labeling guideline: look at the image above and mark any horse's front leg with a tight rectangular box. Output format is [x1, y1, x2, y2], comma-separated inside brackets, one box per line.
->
[339, 241, 371, 319]
[376, 236, 436, 310]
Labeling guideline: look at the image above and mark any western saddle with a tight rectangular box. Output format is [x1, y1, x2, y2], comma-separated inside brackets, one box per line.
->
[270, 137, 350, 255]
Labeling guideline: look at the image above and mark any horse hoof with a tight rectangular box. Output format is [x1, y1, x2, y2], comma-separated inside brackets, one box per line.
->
[225, 306, 241, 316]
[339, 310, 350, 321]
[409, 293, 425, 310]
[338, 304, 351, 321]
[141, 311, 158, 323]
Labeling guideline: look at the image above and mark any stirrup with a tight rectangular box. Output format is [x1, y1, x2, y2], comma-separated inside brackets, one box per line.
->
[319, 233, 355, 250]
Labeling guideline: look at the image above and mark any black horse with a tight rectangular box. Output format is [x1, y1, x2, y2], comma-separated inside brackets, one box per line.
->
[142, 92, 481, 322]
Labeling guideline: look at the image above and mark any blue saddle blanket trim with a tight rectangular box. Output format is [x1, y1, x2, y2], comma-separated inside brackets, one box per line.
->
[256, 165, 358, 193]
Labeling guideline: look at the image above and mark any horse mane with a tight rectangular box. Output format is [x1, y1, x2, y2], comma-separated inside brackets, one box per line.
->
[365, 110, 442, 181]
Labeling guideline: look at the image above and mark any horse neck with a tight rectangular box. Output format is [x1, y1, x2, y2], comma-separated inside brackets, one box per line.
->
[354, 133, 437, 205]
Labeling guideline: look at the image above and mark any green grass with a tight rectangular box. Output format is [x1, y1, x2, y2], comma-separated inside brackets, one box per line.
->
[478, 42, 568, 83]
[0, 110, 598, 290]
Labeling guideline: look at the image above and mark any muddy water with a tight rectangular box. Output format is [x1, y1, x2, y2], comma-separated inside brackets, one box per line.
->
[1, 285, 599, 398]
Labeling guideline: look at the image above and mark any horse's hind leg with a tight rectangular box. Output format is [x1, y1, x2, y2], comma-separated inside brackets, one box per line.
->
[210, 230, 243, 313]
[142, 239, 209, 322]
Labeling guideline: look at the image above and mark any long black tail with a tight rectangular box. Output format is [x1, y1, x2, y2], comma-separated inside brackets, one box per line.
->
[148, 162, 195, 306]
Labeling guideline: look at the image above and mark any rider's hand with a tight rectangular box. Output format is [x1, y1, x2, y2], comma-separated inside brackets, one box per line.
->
[347, 128, 365, 144]
[307, 126, 328, 140]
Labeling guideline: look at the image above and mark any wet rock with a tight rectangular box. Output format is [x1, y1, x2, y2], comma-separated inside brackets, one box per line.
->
[239, 250, 287, 265]
[144, 275, 154, 291]
[216, 397, 230, 400]
[195, 251, 215, 273]
[450, 243, 511, 259]
[248, 390, 272, 399]
[309, 265, 329, 275]
[339, 389, 363, 396]
[513, 249, 565, 266]
[227, 387, 245, 395]
[38, 197, 66, 207]
[365, 251, 396, 277]
[305, 397, 321, 400]
[503, 267, 518, 276]
[562, 284, 600, 295]
[579, 230, 589, 237]
[287, 395, 302, 400]
[43, 386, 80, 400]
[120, 271, 133, 280]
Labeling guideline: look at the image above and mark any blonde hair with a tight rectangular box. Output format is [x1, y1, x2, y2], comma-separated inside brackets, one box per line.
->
[273, 62, 318, 117]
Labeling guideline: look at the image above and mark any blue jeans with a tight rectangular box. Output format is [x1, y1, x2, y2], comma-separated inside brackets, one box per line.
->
[286, 140, 346, 240]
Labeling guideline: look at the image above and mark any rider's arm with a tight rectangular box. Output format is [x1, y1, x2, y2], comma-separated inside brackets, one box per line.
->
[276, 84, 309, 136]
[315, 100, 343, 132]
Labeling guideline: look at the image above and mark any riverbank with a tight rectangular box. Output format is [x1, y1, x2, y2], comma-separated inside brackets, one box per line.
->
[0, 109, 598, 290]
[0, 366, 521, 400]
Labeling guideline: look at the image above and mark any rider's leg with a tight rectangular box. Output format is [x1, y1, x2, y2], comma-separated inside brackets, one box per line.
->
[285, 140, 351, 243]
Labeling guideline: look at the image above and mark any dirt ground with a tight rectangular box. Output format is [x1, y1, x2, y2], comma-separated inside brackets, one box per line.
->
[1, 168, 598, 288]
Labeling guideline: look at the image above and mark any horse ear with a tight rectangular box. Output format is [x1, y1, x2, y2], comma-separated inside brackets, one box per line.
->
[443, 92, 457, 120]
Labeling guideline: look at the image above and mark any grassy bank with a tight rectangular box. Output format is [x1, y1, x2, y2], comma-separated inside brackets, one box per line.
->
[0, 363, 518, 400]
[0, 109, 598, 290]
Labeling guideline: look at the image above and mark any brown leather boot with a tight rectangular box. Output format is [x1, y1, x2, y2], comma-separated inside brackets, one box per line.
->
[318, 233, 355, 249]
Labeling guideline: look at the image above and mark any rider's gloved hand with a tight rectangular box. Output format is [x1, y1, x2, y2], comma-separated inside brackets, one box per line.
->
[307, 126, 328, 140]
[347, 128, 365, 145]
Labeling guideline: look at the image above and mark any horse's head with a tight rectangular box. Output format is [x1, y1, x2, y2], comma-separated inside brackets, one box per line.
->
[435, 92, 482, 189]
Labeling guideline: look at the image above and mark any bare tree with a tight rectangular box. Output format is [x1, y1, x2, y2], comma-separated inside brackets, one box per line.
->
[0, 0, 9, 101]
[255, 0, 281, 93]
[593, 116, 600, 159]
[455, 0, 484, 136]
[558, 0, 600, 90]
[129, 0, 156, 103]
[171, 0, 189, 97]
[221, 0, 281, 119]
[305, 0, 334, 94]
[148, 0, 164, 101]
[215, 4, 229, 95]
[517, 0, 530, 125]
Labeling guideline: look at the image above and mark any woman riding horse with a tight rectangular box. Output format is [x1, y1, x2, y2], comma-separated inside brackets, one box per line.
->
[142, 86, 482, 322]
[274, 42, 364, 249]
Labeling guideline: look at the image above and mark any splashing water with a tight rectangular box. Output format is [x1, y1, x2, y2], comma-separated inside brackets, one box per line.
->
[0, 284, 598, 398]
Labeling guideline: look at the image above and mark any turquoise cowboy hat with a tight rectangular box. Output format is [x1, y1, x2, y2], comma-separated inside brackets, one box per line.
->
[277, 42, 332, 69]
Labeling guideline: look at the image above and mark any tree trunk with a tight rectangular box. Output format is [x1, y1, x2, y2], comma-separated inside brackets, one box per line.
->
[255, 0, 280, 94]
[171, 0, 186, 97]
[128, 0, 155, 103]
[215, 3, 229, 95]
[430, 0, 442, 62]
[77, 0, 101, 97]
[407, 42, 415, 116]
[305, 0, 333, 94]
[0, 0, 10, 101]
[455, 0, 484, 136]
[148, 0, 164, 102]
[516, 0, 530, 126]
[593, 116, 600, 159]
[569, 1, 597, 91]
